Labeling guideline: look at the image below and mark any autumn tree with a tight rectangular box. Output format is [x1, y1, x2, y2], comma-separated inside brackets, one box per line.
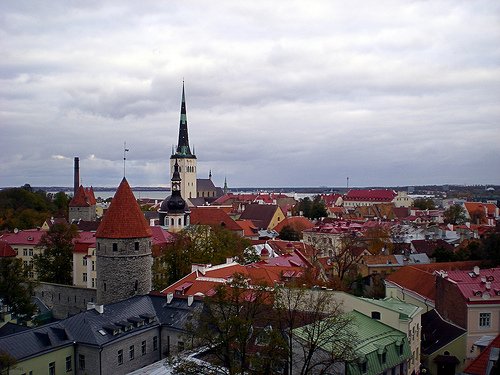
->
[33, 222, 78, 285]
[329, 233, 363, 287]
[362, 225, 393, 255]
[0, 257, 36, 318]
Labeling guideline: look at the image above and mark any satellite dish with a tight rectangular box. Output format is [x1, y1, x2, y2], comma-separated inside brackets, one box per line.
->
[14, 228, 19, 234]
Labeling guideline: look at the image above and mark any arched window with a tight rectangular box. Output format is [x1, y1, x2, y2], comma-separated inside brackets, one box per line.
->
[170, 218, 174, 226]
[178, 218, 182, 226]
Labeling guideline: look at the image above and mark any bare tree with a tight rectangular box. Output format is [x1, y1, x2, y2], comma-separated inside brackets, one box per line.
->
[275, 286, 358, 375]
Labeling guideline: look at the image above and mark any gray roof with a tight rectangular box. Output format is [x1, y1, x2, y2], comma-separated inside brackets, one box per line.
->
[0, 321, 72, 361]
[196, 179, 216, 192]
[0, 295, 204, 361]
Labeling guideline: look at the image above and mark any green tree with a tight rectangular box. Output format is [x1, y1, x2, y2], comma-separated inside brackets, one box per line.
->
[152, 226, 251, 288]
[33, 222, 78, 285]
[0, 257, 36, 318]
[0, 186, 55, 230]
[433, 246, 456, 262]
[294, 195, 327, 220]
[52, 191, 70, 218]
[279, 225, 301, 241]
[443, 204, 467, 225]
[413, 198, 436, 210]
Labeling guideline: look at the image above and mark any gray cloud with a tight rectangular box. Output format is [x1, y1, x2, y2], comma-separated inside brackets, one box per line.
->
[1, 0, 499, 189]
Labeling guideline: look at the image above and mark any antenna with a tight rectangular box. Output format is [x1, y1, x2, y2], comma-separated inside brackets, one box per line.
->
[347, 177, 349, 190]
[123, 142, 129, 177]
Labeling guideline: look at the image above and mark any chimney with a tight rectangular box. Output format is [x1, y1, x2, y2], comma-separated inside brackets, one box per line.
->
[95, 304, 104, 314]
[166, 292, 173, 304]
[486, 282, 492, 290]
[74, 157, 80, 196]
[474, 266, 480, 276]
[187, 295, 194, 306]
[87, 302, 96, 310]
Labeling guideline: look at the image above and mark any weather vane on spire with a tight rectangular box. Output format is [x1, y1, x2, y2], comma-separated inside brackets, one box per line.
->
[123, 142, 129, 177]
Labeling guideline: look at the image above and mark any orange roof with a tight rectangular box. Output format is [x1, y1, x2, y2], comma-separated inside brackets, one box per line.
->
[274, 216, 315, 233]
[190, 207, 243, 232]
[236, 219, 259, 237]
[464, 202, 498, 217]
[160, 258, 309, 297]
[95, 178, 152, 239]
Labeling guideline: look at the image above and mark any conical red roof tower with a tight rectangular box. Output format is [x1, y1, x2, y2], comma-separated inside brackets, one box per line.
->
[96, 178, 152, 239]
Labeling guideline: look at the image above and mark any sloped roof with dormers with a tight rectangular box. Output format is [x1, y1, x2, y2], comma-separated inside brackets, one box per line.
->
[95, 178, 152, 239]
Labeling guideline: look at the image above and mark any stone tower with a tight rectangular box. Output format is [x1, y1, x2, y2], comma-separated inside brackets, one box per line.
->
[68, 185, 97, 223]
[159, 159, 190, 232]
[95, 178, 152, 305]
[170, 82, 197, 200]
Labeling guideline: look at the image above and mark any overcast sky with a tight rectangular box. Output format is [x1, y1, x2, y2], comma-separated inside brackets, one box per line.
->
[1, 1, 499, 189]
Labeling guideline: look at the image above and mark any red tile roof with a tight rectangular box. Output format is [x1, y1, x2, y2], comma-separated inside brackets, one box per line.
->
[235, 219, 259, 237]
[274, 216, 315, 233]
[0, 229, 45, 245]
[69, 185, 96, 207]
[0, 241, 16, 257]
[386, 261, 482, 302]
[95, 178, 152, 239]
[463, 333, 500, 375]
[189, 207, 243, 232]
[344, 189, 397, 202]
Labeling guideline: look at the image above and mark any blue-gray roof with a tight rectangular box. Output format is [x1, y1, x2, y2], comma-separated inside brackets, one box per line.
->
[0, 295, 204, 361]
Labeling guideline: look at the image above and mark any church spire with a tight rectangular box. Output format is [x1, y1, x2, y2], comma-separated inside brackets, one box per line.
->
[175, 81, 193, 157]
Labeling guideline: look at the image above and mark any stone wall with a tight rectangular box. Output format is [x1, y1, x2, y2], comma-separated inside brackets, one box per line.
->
[34, 282, 97, 319]
[96, 237, 152, 305]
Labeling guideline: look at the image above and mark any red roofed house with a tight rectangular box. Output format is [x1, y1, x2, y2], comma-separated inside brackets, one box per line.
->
[343, 189, 398, 208]
[385, 261, 482, 312]
[189, 207, 244, 236]
[273, 216, 315, 237]
[436, 266, 500, 361]
[0, 229, 45, 279]
[96, 178, 153, 305]
[72, 231, 97, 288]
[464, 202, 499, 226]
[69, 185, 97, 223]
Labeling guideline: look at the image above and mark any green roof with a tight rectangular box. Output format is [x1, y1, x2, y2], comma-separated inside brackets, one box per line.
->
[293, 310, 411, 375]
[358, 297, 421, 320]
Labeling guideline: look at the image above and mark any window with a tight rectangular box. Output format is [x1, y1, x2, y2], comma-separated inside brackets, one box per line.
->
[23, 249, 28, 256]
[142, 340, 147, 355]
[49, 362, 55, 375]
[399, 344, 404, 356]
[112, 243, 118, 252]
[381, 352, 387, 364]
[118, 349, 123, 365]
[92, 261, 95, 271]
[135, 242, 139, 251]
[371, 311, 381, 320]
[29, 249, 33, 256]
[79, 354, 85, 370]
[480, 313, 491, 328]
[153, 336, 158, 351]
[129, 345, 135, 360]
[83, 258, 87, 266]
[83, 273, 87, 282]
[66, 355, 72, 372]
[92, 278, 95, 288]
